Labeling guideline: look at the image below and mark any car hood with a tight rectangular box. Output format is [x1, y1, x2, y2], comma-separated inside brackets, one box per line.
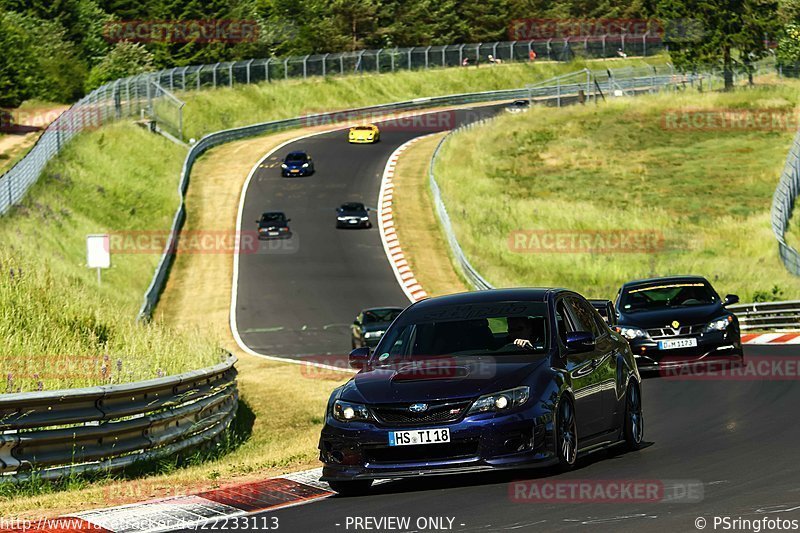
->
[618, 303, 725, 328]
[284, 161, 306, 167]
[259, 221, 288, 229]
[339, 356, 549, 403]
[340, 211, 368, 217]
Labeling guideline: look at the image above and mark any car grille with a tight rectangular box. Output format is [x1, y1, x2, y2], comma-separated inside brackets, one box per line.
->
[364, 440, 479, 464]
[646, 324, 705, 339]
[372, 400, 471, 426]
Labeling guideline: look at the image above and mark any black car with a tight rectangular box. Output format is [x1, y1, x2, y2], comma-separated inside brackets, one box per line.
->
[614, 275, 743, 371]
[281, 151, 314, 177]
[505, 99, 530, 113]
[319, 288, 643, 495]
[351, 307, 404, 349]
[256, 212, 292, 240]
[336, 202, 372, 229]
[589, 299, 617, 326]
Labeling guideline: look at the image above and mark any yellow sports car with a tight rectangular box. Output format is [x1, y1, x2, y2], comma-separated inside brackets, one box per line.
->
[348, 124, 380, 144]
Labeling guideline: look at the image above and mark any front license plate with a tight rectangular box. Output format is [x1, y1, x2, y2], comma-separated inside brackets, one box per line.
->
[349, 219, 358, 224]
[268, 231, 279, 236]
[658, 338, 698, 350]
[389, 428, 450, 446]
[291, 169, 299, 173]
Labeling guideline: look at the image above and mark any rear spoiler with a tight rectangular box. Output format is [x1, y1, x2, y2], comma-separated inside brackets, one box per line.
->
[588, 299, 618, 326]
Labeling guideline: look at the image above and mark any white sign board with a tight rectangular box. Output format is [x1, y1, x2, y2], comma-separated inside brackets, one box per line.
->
[87, 234, 111, 269]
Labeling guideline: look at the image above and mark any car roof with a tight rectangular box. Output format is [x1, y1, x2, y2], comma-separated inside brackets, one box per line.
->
[409, 288, 564, 312]
[285, 151, 307, 157]
[620, 275, 710, 290]
[362, 306, 404, 313]
[261, 211, 285, 217]
[340, 202, 366, 209]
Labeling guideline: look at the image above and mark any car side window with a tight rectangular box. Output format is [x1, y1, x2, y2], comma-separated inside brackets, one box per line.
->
[555, 300, 574, 344]
[566, 297, 601, 338]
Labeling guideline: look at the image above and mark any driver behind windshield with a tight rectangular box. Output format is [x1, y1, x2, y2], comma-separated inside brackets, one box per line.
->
[504, 316, 543, 351]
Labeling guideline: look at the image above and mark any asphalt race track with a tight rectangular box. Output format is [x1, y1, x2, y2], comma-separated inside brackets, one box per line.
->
[235, 105, 502, 360]
[233, 108, 800, 531]
[246, 343, 800, 532]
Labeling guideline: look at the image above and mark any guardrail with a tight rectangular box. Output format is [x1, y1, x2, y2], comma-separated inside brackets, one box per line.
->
[728, 301, 800, 331]
[0, 354, 237, 481]
[138, 65, 687, 319]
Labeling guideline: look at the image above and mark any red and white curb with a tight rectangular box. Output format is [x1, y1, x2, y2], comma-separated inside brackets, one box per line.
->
[378, 134, 437, 304]
[741, 332, 800, 344]
[5, 469, 334, 532]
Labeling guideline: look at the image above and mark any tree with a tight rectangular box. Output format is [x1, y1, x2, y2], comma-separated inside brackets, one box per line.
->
[654, 0, 779, 89]
[85, 41, 154, 90]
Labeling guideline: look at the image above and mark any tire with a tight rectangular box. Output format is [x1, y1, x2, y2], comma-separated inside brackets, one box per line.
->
[555, 396, 577, 469]
[623, 381, 644, 450]
[328, 479, 372, 496]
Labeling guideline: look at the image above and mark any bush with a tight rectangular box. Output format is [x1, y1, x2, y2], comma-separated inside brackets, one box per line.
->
[85, 42, 154, 92]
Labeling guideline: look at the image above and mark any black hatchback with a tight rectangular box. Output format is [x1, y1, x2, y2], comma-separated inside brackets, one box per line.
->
[614, 275, 743, 371]
[256, 212, 292, 240]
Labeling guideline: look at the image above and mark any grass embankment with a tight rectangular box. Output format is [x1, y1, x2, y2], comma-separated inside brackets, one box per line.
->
[179, 56, 667, 140]
[0, 121, 220, 392]
[431, 83, 800, 302]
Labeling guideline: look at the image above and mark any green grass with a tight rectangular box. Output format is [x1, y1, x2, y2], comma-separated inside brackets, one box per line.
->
[179, 56, 668, 140]
[0, 121, 220, 392]
[435, 82, 800, 302]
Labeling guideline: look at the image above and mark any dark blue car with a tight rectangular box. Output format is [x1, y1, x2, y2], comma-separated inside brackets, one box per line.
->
[319, 288, 643, 495]
[281, 151, 314, 177]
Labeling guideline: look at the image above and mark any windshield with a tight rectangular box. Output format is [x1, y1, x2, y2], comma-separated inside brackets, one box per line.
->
[261, 213, 285, 222]
[341, 203, 365, 212]
[285, 153, 306, 161]
[354, 126, 373, 130]
[620, 282, 718, 312]
[363, 308, 402, 324]
[373, 302, 549, 363]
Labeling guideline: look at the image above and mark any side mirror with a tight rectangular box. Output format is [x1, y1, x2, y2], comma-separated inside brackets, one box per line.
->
[349, 347, 370, 370]
[286, 218, 291, 222]
[723, 294, 739, 306]
[566, 331, 595, 353]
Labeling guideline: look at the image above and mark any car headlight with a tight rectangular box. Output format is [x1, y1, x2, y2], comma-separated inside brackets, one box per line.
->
[332, 400, 371, 422]
[360, 216, 369, 221]
[302, 163, 309, 168]
[337, 216, 347, 220]
[618, 326, 647, 340]
[467, 386, 529, 415]
[705, 315, 733, 332]
[281, 163, 288, 169]
[364, 330, 384, 339]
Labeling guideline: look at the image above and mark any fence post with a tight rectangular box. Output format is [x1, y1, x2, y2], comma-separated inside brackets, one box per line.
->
[546, 39, 552, 60]
[169, 69, 174, 91]
[303, 55, 308, 79]
[510, 40, 515, 62]
[425, 46, 431, 68]
[621, 34, 626, 55]
[322, 53, 328, 76]
[284, 58, 289, 79]
[602, 35, 606, 57]
[643, 33, 648, 56]
[390, 49, 395, 72]
[265, 58, 272, 82]
[246, 59, 253, 84]
[341, 55, 345, 74]
[376, 49, 381, 73]
[492, 42, 498, 60]
[459, 44, 465, 65]
[408, 49, 412, 69]
[229, 63, 233, 87]
[557, 79, 561, 107]
[182, 67, 187, 90]
[197, 66, 202, 90]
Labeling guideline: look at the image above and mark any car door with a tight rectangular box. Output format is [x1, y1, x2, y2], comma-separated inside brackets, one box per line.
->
[567, 296, 619, 435]
[555, 297, 606, 440]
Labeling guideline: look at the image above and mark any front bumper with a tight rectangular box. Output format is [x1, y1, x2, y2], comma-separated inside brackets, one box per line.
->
[282, 168, 312, 176]
[349, 137, 376, 144]
[319, 408, 553, 482]
[258, 230, 292, 240]
[628, 329, 744, 371]
[336, 218, 371, 228]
